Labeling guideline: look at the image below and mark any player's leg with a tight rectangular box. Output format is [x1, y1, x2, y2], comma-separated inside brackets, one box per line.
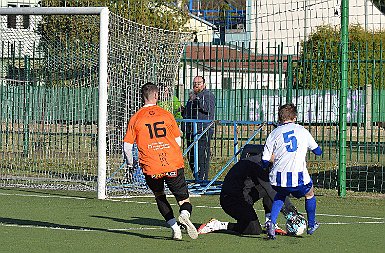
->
[291, 182, 319, 235]
[198, 218, 229, 234]
[145, 175, 181, 240]
[227, 220, 262, 235]
[248, 182, 274, 227]
[266, 188, 289, 239]
[256, 180, 291, 235]
[165, 168, 198, 239]
[220, 194, 263, 235]
[303, 184, 319, 234]
[257, 179, 278, 221]
[261, 197, 287, 235]
[198, 191, 258, 234]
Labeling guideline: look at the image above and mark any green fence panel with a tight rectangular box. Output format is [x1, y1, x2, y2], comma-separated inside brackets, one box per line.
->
[373, 89, 385, 122]
[0, 86, 383, 125]
[0, 85, 98, 124]
[183, 88, 375, 124]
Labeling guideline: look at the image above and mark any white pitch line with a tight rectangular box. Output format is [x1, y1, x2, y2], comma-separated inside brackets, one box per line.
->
[321, 221, 384, 225]
[192, 204, 385, 221]
[1, 221, 383, 234]
[317, 213, 384, 220]
[107, 227, 167, 231]
[1, 191, 384, 222]
[195, 205, 222, 209]
[0, 223, 93, 231]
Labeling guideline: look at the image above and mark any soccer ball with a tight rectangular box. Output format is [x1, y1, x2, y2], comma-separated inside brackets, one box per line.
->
[285, 213, 307, 236]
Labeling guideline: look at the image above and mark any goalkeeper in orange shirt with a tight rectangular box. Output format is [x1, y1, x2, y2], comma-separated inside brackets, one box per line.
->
[123, 82, 198, 240]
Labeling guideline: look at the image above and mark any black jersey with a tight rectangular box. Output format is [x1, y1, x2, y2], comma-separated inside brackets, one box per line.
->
[221, 155, 270, 203]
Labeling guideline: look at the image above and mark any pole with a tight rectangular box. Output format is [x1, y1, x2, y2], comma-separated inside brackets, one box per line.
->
[23, 55, 30, 157]
[286, 55, 293, 103]
[97, 8, 109, 199]
[338, 0, 349, 197]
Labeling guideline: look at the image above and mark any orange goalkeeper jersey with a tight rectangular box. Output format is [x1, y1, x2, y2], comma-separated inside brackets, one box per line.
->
[123, 105, 184, 176]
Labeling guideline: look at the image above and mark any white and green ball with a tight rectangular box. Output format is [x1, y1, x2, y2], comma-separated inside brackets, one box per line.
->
[286, 213, 307, 236]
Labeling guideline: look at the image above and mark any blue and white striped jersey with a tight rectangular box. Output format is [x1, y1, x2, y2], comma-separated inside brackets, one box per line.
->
[262, 122, 319, 187]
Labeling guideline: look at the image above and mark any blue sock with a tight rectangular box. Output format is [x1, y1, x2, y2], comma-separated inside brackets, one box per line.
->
[305, 196, 317, 227]
[270, 194, 285, 224]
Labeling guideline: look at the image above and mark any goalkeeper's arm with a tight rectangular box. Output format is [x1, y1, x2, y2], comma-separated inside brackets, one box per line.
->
[123, 142, 134, 166]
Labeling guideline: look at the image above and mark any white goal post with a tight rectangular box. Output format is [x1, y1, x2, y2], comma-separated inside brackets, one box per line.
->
[0, 7, 189, 199]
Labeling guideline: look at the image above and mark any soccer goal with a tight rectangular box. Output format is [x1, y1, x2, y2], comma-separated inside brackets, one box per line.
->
[0, 7, 190, 199]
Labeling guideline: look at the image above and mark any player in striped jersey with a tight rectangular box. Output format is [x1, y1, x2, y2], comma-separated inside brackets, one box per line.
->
[262, 103, 323, 239]
[123, 82, 198, 240]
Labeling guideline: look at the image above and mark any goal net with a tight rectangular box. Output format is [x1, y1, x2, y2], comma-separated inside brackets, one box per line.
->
[0, 7, 190, 198]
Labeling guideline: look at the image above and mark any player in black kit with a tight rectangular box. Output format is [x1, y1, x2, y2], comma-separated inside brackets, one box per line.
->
[198, 145, 299, 235]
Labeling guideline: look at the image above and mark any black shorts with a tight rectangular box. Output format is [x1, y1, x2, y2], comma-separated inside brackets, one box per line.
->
[145, 168, 189, 201]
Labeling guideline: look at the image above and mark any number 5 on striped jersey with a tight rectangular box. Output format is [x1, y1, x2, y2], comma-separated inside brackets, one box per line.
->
[283, 130, 298, 152]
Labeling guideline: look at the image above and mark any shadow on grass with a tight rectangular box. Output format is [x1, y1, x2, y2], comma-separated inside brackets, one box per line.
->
[0, 217, 169, 240]
[91, 215, 204, 230]
[91, 215, 167, 227]
[0, 187, 95, 199]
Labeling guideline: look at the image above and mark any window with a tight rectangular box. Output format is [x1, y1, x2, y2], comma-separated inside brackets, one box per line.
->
[7, 4, 17, 28]
[7, 4, 30, 29]
[21, 5, 30, 29]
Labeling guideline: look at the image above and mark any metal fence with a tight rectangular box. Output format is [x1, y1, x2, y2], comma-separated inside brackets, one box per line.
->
[176, 41, 385, 194]
[0, 79, 384, 193]
[1, 0, 385, 194]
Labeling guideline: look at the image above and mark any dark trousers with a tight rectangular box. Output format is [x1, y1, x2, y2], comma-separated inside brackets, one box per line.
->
[219, 180, 298, 235]
[256, 178, 298, 217]
[220, 194, 263, 235]
[186, 131, 213, 181]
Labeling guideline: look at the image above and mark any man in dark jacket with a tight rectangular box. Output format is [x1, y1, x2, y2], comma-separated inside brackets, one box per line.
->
[182, 75, 215, 181]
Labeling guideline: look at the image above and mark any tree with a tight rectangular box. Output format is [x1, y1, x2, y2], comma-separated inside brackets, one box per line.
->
[41, 0, 190, 30]
[39, 0, 191, 52]
[296, 24, 385, 89]
[37, 1, 192, 86]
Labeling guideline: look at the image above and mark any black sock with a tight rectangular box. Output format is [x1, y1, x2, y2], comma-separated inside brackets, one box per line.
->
[155, 195, 174, 221]
[179, 202, 192, 215]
